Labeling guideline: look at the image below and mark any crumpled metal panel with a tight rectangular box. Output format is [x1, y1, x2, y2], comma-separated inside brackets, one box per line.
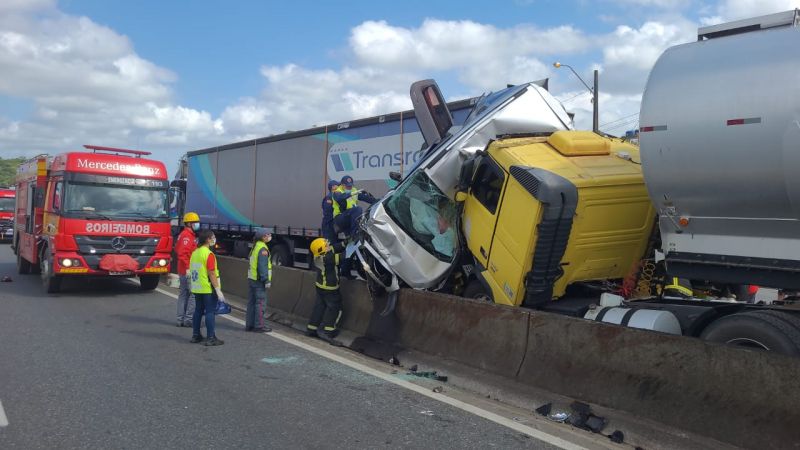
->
[358, 82, 572, 289]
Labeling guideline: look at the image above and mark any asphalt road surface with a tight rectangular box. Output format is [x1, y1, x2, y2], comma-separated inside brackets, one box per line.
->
[0, 246, 583, 450]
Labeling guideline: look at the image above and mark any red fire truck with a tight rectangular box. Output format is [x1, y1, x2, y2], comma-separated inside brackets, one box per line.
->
[14, 146, 173, 293]
[0, 188, 14, 242]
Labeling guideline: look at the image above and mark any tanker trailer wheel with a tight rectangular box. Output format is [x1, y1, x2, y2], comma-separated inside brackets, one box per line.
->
[462, 280, 493, 302]
[40, 251, 61, 294]
[700, 310, 800, 356]
[270, 244, 292, 267]
[139, 275, 160, 291]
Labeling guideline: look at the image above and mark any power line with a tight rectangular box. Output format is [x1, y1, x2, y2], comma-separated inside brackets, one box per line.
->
[600, 112, 639, 128]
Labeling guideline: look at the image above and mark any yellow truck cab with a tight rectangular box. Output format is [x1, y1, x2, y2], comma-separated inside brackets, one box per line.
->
[459, 130, 655, 307]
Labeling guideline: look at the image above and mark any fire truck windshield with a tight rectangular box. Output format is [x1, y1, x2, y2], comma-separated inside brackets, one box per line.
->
[63, 183, 168, 220]
[0, 197, 14, 212]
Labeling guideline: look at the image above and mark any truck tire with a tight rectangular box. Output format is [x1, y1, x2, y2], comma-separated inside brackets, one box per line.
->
[17, 250, 31, 275]
[463, 280, 493, 302]
[270, 244, 292, 267]
[700, 310, 800, 356]
[139, 275, 160, 291]
[40, 252, 61, 294]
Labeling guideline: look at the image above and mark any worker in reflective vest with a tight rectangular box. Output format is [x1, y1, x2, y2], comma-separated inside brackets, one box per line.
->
[332, 175, 378, 239]
[246, 228, 273, 333]
[321, 180, 339, 242]
[306, 237, 346, 344]
[189, 229, 225, 346]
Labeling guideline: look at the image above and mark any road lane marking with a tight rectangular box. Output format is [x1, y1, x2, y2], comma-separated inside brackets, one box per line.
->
[155, 287, 584, 450]
[0, 400, 9, 427]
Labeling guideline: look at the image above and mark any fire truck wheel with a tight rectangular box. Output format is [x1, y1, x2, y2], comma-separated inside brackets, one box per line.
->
[40, 253, 61, 294]
[139, 275, 160, 291]
[17, 250, 32, 275]
[700, 310, 800, 356]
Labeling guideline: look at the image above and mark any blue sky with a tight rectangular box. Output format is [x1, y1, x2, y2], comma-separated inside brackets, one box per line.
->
[0, 0, 796, 172]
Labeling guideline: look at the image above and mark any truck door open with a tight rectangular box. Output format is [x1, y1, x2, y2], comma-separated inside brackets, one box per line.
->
[463, 157, 507, 269]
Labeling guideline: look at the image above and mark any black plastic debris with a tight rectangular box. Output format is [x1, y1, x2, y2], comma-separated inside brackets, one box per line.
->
[1, 276, 11, 282]
[432, 386, 444, 393]
[435, 375, 448, 382]
[409, 364, 418, 373]
[566, 401, 608, 434]
[608, 430, 624, 444]
[535, 403, 552, 417]
[389, 356, 400, 366]
[585, 415, 607, 433]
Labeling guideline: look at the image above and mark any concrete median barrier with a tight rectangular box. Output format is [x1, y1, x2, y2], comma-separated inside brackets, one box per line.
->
[395, 289, 529, 379]
[339, 279, 373, 336]
[517, 311, 800, 449]
[216, 255, 249, 299]
[268, 266, 304, 315]
[291, 270, 319, 320]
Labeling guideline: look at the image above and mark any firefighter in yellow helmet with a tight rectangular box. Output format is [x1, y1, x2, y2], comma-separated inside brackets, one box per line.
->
[175, 211, 200, 327]
[306, 237, 346, 344]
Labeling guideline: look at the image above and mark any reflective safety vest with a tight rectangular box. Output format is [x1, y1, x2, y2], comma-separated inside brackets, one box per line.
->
[331, 194, 342, 217]
[190, 246, 220, 294]
[314, 252, 341, 290]
[248, 240, 272, 281]
[334, 186, 358, 216]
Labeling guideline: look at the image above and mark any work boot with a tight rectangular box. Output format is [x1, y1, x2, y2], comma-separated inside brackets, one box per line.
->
[204, 337, 224, 346]
[190, 335, 205, 344]
[251, 326, 272, 333]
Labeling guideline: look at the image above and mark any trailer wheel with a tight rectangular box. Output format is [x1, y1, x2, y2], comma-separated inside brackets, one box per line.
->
[270, 244, 292, 267]
[16, 249, 31, 275]
[40, 252, 61, 294]
[139, 275, 160, 291]
[700, 310, 800, 356]
[463, 280, 493, 302]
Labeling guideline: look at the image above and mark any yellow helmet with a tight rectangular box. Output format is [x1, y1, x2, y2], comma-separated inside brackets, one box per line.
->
[310, 238, 329, 257]
[183, 212, 200, 223]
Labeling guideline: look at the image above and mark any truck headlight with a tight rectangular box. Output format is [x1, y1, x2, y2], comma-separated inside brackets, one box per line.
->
[61, 258, 72, 267]
[158, 259, 168, 267]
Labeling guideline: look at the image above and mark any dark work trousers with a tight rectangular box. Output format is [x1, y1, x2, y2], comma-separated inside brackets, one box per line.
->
[246, 280, 267, 329]
[307, 287, 343, 334]
[333, 206, 362, 238]
[192, 292, 218, 339]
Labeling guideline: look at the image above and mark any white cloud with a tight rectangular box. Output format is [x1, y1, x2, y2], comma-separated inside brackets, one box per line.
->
[603, 20, 695, 71]
[708, 0, 800, 22]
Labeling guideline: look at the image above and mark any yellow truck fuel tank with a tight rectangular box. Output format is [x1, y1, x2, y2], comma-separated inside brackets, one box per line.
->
[463, 130, 655, 307]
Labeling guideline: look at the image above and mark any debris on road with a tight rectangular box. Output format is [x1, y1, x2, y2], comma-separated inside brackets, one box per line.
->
[432, 386, 444, 393]
[567, 401, 608, 434]
[389, 356, 400, 366]
[548, 412, 570, 423]
[409, 364, 418, 372]
[1, 276, 11, 282]
[534, 402, 552, 416]
[406, 369, 448, 382]
[608, 430, 624, 444]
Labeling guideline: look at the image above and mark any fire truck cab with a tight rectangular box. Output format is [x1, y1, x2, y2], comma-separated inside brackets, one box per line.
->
[14, 146, 173, 293]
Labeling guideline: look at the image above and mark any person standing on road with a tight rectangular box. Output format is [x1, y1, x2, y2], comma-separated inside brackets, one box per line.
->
[246, 228, 273, 333]
[189, 229, 226, 346]
[321, 180, 339, 242]
[175, 212, 200, 327]
[306, 237, 346, 344]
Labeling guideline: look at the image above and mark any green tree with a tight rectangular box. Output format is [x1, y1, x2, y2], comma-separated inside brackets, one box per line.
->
[0, 157, 25, 187]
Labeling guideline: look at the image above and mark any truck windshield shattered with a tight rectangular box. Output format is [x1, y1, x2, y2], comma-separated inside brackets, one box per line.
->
[384, 171, 457, 261]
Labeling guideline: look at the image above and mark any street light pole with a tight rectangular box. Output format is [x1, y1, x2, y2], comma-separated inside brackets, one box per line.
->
[593, 69, 599, 134]
[553, 62, 599, 133]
